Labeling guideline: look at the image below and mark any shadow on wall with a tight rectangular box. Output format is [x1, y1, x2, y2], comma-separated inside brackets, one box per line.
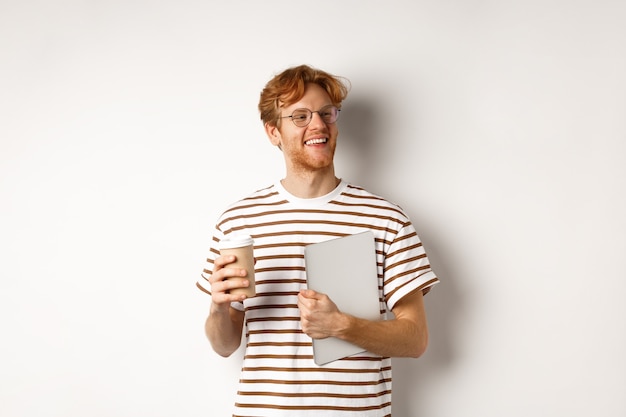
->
[339, 94, 465, 417]
[391, 237, 464, 417]
[335, 95, 386, 192]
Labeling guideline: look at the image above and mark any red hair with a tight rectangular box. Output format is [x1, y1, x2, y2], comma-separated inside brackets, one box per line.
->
[258, 65, 350, 127]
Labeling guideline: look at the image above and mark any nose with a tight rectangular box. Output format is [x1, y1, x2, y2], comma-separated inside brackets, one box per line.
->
[308, 111, 326, 128]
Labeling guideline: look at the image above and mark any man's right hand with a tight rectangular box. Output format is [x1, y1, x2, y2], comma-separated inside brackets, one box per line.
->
[208, 254, 251, 309]
[205, 254, 248, 356]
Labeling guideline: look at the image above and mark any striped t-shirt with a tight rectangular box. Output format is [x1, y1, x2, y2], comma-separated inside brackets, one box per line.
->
[197, 180, 438, 417]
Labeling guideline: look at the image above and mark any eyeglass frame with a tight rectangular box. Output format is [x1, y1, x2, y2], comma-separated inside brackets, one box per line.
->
[279, 105, 341, 127]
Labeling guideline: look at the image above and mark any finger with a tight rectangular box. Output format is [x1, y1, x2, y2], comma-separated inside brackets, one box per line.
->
[297, 295, 310, 316]
[211, 278, 250, 303]
[209, 264, 247, 285]
[212, 290, 247, 305]
[214, 254, 237, 269]
[297, 291, 316, 308]
[299, 289, 319, 299]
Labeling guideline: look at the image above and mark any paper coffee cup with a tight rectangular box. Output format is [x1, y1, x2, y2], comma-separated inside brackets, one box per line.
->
[219, 235, 256, 297]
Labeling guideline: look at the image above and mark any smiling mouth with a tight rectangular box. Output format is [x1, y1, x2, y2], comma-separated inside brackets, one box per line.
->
[305, 138, 327, 145]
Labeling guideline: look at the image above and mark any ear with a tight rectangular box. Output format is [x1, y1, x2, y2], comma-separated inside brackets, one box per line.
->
[265, 122, 282, 148]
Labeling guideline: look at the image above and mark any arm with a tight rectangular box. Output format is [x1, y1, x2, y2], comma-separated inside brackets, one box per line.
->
[204, 254, 250, 357]
[298, 288, 429, 358]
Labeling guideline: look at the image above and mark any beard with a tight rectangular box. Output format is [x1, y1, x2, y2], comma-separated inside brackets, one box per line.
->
[283, 141, 336, 174]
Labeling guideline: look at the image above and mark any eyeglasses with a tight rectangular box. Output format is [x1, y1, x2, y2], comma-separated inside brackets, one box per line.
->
[280, 105, 340, 127]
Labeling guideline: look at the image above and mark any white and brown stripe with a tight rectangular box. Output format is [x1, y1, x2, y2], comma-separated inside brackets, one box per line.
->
[197, 181, 438, 416]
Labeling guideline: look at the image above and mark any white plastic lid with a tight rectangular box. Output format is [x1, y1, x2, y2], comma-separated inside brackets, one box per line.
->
[218, 234, 254, 250]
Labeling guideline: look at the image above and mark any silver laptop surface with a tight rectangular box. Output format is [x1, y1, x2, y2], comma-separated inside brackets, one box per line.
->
[304, 231, 381, 365]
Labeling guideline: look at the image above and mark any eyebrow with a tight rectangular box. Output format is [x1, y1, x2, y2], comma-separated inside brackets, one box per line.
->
[286, 103, 334, 112]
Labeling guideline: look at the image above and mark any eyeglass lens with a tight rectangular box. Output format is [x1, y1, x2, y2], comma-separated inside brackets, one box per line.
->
[290, 106, 339, 127]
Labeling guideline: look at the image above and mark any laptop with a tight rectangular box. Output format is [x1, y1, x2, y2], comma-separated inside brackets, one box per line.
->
[304, 231, 382, 365]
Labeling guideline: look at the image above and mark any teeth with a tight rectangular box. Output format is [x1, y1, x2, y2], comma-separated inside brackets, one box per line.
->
[305, 138, 327, 145]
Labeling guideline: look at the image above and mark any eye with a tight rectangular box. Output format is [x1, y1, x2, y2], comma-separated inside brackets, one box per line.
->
[291, 111, 309, 122]
[319, 106, 337, 119]
[291, 111, 309, 121]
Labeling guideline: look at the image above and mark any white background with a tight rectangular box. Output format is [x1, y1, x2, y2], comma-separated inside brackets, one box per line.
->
[1, 1, 625, 416]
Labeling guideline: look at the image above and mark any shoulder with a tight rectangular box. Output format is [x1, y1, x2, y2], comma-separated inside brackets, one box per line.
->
[340, 182, 410, 221]
[214, 184, 285, 229]
[342, 183, 403, 206]
[222, 184, 282, 212]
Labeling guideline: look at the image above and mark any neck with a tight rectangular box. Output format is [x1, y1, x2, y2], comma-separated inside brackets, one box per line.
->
[280, 169, 340, 199]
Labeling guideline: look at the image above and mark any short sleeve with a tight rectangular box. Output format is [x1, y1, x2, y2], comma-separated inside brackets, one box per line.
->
[383, 223, 438, 310]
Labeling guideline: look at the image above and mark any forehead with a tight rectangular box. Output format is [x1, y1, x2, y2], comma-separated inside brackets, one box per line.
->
[283, 83, 332, 111]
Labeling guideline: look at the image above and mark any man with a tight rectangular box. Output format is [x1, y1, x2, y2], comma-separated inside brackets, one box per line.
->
[197, 64, 439, 416]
